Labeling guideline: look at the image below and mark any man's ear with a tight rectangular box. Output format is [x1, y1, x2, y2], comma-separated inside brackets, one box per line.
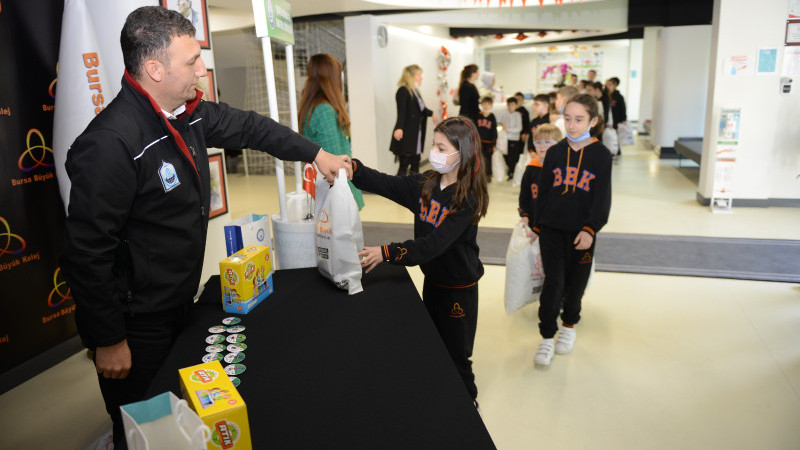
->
[144, 59, 163, 83]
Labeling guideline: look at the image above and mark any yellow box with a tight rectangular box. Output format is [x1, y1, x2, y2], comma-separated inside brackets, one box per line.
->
[219, 245, 273, 314]
[179, 361, 252, 449]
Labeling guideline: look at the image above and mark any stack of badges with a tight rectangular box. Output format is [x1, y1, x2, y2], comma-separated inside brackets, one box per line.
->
[202, 316, 247, 387]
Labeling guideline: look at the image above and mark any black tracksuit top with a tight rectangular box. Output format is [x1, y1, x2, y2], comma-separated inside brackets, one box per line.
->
[518, 157, 543, 221]
[476, 111, 497, 144]
[351, 160, 484, 287]
[61, 72, 321, 348]
[532, 139, 612, 237]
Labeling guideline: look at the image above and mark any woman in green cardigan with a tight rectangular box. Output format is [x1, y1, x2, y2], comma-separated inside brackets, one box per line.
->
[298, 54, 364, 210]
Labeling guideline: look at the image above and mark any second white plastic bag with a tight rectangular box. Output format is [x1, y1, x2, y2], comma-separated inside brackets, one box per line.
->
[504, 222, 545, 315]
[315, 168, 364, 295]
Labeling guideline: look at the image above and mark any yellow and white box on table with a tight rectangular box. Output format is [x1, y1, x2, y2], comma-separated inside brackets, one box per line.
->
[179, 361, 252, 449]
[219, 245, 273, 314]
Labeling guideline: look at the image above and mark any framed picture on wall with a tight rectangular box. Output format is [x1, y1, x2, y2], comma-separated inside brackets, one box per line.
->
[208, 153, 228, 219]
[160, 0, 210, 49]
[199, 68, 216, 102]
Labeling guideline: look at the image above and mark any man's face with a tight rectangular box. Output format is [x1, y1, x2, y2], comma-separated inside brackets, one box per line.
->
[161, 34, 206, 108]
[481, 101, 492, 113]
[507, 102, 517, 113]
[587, 71, 596, 81]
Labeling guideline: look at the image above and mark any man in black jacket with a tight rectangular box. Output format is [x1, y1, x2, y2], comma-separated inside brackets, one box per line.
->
[60, 7, 350, 448]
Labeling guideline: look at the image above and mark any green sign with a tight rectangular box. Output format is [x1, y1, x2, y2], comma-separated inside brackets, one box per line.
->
[253, 0, 294, 45]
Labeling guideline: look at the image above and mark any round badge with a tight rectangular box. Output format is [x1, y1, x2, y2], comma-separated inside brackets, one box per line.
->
[202, 353, 224, 363]
[226, 334, 246, 344]
[229, 376, 241, 388]
[224, 352, 246, 364]
[206, 334, 226, 344]
[206, 344, 225, 353]
[226, 326, 246, 333]
[222, 317, 241, 326]
[208, 326, 226, 334]
[224, 364, 246, 375]
[227, 343, 248, 353]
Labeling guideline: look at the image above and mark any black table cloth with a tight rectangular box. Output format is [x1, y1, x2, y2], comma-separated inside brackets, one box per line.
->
[147, 264, 496, 449]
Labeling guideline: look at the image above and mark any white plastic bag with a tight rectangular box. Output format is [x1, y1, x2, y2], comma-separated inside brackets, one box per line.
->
[495, 129, 508, 155]
[504, 222, 545, 315]
[121, 392, 210, 450]
[511, 151, 530, 187]
[617, 121, 635, 146]
[491, 151, 506, 183]
[224, 214, 270, 257]
[315, 168, 364, 295]
[602, 127, 619, 155]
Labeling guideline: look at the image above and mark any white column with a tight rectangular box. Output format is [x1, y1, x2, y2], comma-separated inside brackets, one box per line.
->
[637, 26, 660, 134]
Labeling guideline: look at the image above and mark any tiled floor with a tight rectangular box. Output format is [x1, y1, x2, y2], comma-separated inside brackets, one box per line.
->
[1, 142, 798, 449]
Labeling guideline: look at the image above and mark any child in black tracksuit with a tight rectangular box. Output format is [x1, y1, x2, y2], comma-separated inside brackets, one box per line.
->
[518, 124, 563, 225]
[352, 117, 490, 403]
[476, 97, 497, 181]
[530, 94, 612, 366]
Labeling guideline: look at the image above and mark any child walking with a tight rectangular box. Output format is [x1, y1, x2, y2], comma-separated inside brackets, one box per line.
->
[502, 97, 523, 180]
[476, 97, 497, 182]
[518, 124, 563, 225]
[351, 117, 490, 404]
[530, 94, 612, 366]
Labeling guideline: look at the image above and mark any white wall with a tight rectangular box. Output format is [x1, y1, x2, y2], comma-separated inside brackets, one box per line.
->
[345, 17, 476, 174]
[698, 0, 800, 202]
[487, 53, 538, 96]
[638, 27, 660, 132]
[626, 39, 642, 122]
[651, 25, 713, 148]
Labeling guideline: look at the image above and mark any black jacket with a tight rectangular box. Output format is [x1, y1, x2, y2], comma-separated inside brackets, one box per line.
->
[390, 87, 432, 156]
[61, 72, 320, 349]
[518, 106, 530, 140]
[476, 111, 497, 144]
[602, 90, 627, 129]
[532, 139, 612, 238]
[518, 158, 543, 220]
[351, 160, 484, 287]
[458, 82, 480, 123]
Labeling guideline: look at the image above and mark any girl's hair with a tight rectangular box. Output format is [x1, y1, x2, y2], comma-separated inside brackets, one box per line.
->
[458, 64, 479, 92]
[397, 64, 422, 94]
[298, 54, 349, 135]
[533, 123, 563, 142]
[566, 93, 605, 137]
[421, 117, 489, 224]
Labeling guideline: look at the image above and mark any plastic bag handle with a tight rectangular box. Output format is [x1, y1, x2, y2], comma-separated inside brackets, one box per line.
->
[174, 399, 211, 446]
[127, 427, 149, 450]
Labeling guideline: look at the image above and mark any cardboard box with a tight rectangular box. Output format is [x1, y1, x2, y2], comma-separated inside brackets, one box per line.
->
[219, 245, 273, 314]
[178, 361, 251, 449]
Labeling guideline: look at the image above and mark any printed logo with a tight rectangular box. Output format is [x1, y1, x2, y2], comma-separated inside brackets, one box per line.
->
[579, 252, 593, 264]
[256, 229, 265, 242]
[0, 217, 26, 259]
[158, 160, 181, 192]
[319, 210, 329, 224]
[266, 0, 275, 29]
[190, 369, 219, 384]
[449, 302, 465, 318]
[212, 420, 240, 449]
[18, 129, 54, 172]
[224, 268, 239, 286]
[243, 262, 255, 280]
[49, 62, 57, 99]
[394, 247, 407, 262]
[47, 268, 72, 308]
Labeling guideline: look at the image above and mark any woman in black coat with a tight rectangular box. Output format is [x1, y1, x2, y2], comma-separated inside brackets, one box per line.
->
[602, 77, 627, 156]
[391, 64, 433, 175]
[457, 64, 480, 123]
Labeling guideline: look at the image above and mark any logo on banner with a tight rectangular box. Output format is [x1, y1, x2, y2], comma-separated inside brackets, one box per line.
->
[47, 268, 72, 308]
[158, 160, 181, 192]
[18, 129, 54, 172]
[212, 420, 240, 449]
[0, 217, 26, 259]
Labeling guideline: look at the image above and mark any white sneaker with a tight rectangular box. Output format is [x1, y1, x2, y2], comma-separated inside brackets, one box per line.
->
[555, 326, 576, 355]
[534, 338, 555, 366]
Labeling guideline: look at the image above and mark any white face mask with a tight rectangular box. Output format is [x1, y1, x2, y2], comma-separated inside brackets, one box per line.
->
[429, 150, 460, 174]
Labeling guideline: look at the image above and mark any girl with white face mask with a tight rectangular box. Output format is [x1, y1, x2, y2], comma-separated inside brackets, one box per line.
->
[346, 117, 489, 408]
[528, 94, 613, 367]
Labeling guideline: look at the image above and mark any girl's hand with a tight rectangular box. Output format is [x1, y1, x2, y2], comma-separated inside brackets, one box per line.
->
[574, 231, 594, 250]
[520, 216, 529, 225]
[393, 129, 403, 141]
[358, 246, 383, 273]
[527, 230, 538, 243]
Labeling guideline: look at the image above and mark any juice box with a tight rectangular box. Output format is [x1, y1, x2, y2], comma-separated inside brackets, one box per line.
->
[178, 361, 251, 449]
[219, 245, 273, 314]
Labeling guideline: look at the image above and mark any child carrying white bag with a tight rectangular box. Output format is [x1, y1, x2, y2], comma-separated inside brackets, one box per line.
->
[315, 168, 364, 295]
[504, 222, 545, 315]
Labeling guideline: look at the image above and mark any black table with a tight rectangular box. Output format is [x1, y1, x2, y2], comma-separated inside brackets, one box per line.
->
[148, 264, 496, 449]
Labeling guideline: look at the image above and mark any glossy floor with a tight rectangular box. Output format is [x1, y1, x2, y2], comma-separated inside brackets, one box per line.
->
[1, 144, 798, 449]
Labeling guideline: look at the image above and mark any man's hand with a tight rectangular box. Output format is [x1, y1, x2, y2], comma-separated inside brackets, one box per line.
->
[315, 150, 353, 183]
[393, 129, 403, 141]
[358, 246, 384, 273]
[527, 229, 538, 244]
[95, 339, 132, 379]
[574, 230, 594, 250]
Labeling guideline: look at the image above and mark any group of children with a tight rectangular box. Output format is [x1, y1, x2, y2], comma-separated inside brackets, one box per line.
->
[345, 88, 612, 410]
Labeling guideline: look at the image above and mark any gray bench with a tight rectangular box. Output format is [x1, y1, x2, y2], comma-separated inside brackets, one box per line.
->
[674, 137, 702, 167]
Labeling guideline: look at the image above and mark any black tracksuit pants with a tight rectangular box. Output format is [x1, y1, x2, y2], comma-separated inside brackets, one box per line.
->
[422, 279, 479, 400]
[505, 140, 524, 178]
[538, 226, 595, 339]
[480, 141, 495, 177]
[96, 306, 191, 449]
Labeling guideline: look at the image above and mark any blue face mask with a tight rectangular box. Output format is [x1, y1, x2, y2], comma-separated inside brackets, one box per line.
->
[567, 125, 591, 143]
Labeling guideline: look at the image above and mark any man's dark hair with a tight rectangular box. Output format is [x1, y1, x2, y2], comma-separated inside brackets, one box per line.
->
[480, 96, 493, 104]
[507, 97, 518, 105]
[121, 6, 196, 79]
[609, 77, 621, 86]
